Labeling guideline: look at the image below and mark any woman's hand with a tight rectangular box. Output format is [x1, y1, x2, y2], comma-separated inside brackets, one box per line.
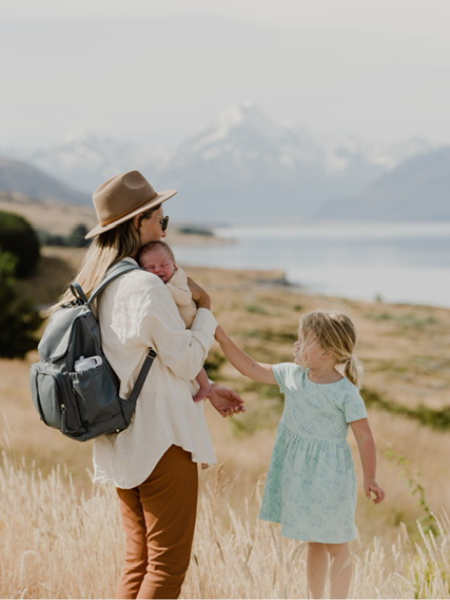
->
[188, 277, 211, 310]
[208, 383, 245, 417]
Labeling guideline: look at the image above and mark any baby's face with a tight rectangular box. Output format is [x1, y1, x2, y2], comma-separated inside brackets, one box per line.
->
[140, 248, 176, 283]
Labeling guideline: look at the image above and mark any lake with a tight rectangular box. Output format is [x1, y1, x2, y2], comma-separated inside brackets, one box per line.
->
[172, 221, 450, 308]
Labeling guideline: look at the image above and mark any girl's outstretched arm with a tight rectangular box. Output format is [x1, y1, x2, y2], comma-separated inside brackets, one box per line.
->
[215, 325, 276, 384]
[350, 418, 386, 504]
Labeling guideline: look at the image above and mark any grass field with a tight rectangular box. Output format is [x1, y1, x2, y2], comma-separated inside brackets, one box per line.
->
[1, 245, 449, 598]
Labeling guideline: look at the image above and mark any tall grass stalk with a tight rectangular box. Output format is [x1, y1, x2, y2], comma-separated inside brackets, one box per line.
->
[0, 454, 449, 599]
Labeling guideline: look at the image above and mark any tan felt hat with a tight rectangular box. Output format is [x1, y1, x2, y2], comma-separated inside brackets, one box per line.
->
[85, 170, 177, 239]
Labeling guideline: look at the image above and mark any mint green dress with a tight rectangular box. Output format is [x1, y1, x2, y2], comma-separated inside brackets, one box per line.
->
[259, 363, 368, 543]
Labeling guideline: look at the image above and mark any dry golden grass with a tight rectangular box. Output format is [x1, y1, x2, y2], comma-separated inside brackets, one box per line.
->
[1, 245, 450, 598]
[0, 454, 449, 599]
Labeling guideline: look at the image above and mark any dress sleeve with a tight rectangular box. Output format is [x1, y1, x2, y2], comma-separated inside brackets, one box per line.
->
[342, 386, 368, 423]
[135, 277, 217, 381]
[272, 363, 300, 393]
[166, 268, 193, 307]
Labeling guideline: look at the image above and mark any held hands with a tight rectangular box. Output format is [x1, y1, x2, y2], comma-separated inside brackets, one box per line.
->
[187, 277, 211, 310]
[208, 383, 246, 418]
[364, 479, 386, 504]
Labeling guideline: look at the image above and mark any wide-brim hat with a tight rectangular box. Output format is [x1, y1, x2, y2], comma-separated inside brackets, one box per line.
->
[85, 170, 177, 239]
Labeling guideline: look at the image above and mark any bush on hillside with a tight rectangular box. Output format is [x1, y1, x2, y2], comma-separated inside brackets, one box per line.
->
[0, 210, 41, 278]
[38, 223, 90, 248]
[0, 251, 43, 358]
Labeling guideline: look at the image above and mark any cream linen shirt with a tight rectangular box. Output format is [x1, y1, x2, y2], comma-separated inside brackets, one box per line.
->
[92, 258, 218, 489]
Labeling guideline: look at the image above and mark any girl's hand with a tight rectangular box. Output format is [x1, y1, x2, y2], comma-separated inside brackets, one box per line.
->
[187, 277, 211, 310]
[364, 479, 385, 504]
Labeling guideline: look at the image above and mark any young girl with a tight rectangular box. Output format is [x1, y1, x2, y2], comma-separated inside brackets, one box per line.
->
[215, 310, 385, 599]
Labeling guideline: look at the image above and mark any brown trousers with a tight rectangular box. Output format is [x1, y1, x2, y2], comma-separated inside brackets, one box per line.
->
[115, 445, 198, 599]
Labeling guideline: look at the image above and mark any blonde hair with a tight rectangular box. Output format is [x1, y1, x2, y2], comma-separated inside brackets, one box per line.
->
[138, 240, 176, 265]
[300, 310, 364, 388]
[47, 215, 149, 316]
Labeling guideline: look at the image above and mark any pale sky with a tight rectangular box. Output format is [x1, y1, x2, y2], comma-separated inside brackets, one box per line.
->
[2, 0, 450, 149]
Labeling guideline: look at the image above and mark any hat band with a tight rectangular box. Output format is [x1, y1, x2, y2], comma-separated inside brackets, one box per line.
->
[100, 191, 159, 226]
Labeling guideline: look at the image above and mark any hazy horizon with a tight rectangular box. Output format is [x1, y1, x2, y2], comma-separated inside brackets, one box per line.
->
[3, 0, 450, 149]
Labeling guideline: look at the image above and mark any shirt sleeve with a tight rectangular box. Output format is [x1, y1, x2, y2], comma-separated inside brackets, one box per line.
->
[342, 386, 368, 423]
[135, 275, 217, 381]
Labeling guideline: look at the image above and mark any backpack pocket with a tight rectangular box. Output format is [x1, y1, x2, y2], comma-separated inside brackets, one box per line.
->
[30, 363, 85, 435]
[70, 362, 128, 432]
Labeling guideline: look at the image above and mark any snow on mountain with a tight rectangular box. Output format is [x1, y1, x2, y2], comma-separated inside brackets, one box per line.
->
[14, 131, 168, 193]
[318, 145, 450, 221]
[3, 102, 439, 220]
[156, 102, 436, 219]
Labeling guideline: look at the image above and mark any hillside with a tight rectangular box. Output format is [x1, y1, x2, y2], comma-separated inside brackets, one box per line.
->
[1, 247, 449, 597]
[10, 247, 450, 496]
[319, 146, 450, 221]
[0, 190, 97, 235]
[0, 157, 90, 206]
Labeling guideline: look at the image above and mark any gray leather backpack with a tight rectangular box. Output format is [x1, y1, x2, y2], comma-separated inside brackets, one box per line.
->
[30, 260, 156, 442]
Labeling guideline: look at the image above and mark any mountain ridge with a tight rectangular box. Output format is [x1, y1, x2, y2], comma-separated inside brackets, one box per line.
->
[1, 102, 447, 221]
[0, 157, 90, 206]
[317, 146, 450, 221]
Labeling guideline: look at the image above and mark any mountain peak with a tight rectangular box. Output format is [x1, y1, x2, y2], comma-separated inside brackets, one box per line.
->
[63, 129, 92, 145]
[214, 100, 283, 140]
[216, 100, 258, 129]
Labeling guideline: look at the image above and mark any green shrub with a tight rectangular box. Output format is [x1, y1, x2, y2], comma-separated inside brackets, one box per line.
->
[204, 349, 226, 380]
[177, 226, 213, 237]
[363, 386, 450, 431]
[245, 304, 269, 315]
[37, 223, 90, 248]
[0, 210, 41, 278]
[0, 251, 43, 358]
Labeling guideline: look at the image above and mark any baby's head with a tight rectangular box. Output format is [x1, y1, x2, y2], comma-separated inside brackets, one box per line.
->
[138, 240, 176, 283]
[295, 310, 363, 387]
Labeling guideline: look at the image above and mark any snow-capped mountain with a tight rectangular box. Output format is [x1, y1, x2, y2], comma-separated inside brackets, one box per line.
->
[317, 145, 450, 221]
[155, 102, 435, 219]
[4, 101, 438, 221]
[12, 131, 168, 194]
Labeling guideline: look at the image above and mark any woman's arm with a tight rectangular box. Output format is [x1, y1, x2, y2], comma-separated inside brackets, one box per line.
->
[215, 325, 276, 384]
[136, 276, 214, 381]
[350, 418, 385, 504]
[187, 277, 211, 309]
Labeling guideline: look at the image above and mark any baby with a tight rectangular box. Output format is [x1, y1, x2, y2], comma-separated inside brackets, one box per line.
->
[138, 240, 213, 402]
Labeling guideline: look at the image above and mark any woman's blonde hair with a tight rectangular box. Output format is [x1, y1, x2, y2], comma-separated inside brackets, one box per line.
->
[47, 209, 158, 315]
[300, 310, 364, 388]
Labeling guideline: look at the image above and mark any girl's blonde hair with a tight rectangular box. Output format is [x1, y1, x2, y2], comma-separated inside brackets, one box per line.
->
[300, 310, 364, 388]
[47, 209, 158, 315]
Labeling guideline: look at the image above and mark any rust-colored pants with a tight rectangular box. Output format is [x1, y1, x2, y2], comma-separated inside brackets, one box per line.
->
[115, 445, 198, 599]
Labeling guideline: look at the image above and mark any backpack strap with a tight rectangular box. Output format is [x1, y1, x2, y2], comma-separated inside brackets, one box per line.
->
[70, 283, 88, 305]
[74, 259, 157, 403]
[127, 347, 157, 403]
[87, 259, 141, 306]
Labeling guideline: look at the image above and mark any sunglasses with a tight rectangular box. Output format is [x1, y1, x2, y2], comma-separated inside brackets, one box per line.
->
[142, 212, 169, 231]
[160, 215, 169, 231]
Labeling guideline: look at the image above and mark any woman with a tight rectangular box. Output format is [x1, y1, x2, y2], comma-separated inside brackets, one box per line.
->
[55, 170, 244, 599]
